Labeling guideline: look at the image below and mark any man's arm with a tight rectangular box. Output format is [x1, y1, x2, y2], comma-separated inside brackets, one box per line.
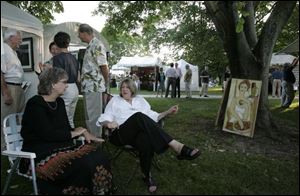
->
[291, 56, 299, 68]
[100, 64, 109, 88]
[1, 72, 13, 105]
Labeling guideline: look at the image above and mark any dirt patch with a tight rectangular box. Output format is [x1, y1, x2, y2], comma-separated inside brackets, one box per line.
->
[197, 118, 299, 160]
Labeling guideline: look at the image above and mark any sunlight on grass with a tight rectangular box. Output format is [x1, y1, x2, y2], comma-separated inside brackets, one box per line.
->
[288, 101, 299, 109]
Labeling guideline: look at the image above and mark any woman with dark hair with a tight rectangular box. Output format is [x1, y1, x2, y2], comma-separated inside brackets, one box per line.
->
[20, 67, 112, 195]
[97, 78, 200, 193]
[35, 41, 59, 76]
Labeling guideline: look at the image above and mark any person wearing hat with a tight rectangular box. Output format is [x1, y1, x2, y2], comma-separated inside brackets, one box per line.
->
[281, 57, 299, 108]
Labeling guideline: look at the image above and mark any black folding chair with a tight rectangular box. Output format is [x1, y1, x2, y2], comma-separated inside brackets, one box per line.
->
[100, 93, 162, 193]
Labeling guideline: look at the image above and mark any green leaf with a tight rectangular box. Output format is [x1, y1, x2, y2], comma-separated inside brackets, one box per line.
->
[236, 18, 245, 33]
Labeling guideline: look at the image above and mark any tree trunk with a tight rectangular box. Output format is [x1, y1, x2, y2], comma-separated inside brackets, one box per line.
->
[205, 1, 296, 137]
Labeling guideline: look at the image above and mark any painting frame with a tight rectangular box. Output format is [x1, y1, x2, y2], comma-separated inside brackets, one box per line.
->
[222, 78, 262, 138]
[16, 37, 34, 72]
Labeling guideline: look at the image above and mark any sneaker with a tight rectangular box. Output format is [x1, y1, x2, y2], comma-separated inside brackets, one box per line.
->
[204, 95, 209, 97]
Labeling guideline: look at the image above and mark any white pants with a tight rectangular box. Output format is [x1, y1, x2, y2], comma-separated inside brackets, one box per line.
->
[1, 85, 25, 125]
[61, 83, 79, 129]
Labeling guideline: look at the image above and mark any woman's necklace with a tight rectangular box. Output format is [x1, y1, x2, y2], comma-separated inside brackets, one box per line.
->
[46, 100, 57, 110]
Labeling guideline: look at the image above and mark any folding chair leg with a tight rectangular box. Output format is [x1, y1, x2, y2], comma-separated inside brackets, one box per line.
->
[30, 158, 38, 195]
[2, 158, 21, 195]
[119, 159, 139, 194]
[152, 155, 162, 171]
[125, 159, 139, 186]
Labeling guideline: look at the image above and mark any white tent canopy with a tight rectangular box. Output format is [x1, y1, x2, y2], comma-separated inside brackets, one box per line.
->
[111, 64, 130, 70]
[1, 1, 43, 37]
[270, 53, 296, 65]
[270, 53, 299, 90]
[116, 56, 162, 67]
[177, 59, 199, 91]
[43, 22, 110, 61]
[110, 64, 130, 76]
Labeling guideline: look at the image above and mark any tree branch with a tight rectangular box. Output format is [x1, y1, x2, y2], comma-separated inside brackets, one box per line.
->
[255, 1, 296, 67]
[244, 1, 257, 49]
[204, 1, 227, 41]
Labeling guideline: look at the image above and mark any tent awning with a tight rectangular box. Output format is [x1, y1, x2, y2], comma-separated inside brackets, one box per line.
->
[116, 56, 162, 67]
[111, 64, 130, 70]
[1, 1, 43, 37]
[270, 53, 296, 65]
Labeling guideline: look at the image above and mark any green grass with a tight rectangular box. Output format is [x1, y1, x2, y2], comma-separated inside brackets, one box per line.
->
[1, 96, 299, 195]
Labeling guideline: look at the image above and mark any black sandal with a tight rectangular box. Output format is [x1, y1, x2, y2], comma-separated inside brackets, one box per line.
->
[177, 145, 201, 160]
[143, 176, 157, 193]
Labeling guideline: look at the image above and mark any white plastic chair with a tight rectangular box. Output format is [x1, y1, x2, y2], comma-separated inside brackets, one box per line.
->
[1, 113, 38, 195]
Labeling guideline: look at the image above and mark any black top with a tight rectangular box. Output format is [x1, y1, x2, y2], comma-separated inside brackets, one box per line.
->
[224, 71, 231, 81]
[283, 65, 296, 84]
[52, 52, 79, 83]
[156, 72, 166, 83]
[201, 70, 209, 83]
[21, 95, 73, 160]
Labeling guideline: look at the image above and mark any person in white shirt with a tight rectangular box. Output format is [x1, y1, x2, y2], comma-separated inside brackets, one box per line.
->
[1, 28, 25, 151]
[97, 78, 200, 193]
[1, 28, 25, 125]
[165, 63, 177, 98]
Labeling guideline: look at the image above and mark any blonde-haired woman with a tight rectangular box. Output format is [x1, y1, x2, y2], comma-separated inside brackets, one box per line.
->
[97, 78, 200, 193]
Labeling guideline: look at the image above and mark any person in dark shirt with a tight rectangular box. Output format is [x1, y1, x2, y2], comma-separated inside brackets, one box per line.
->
[200, 66, 210, 97]
[20, 67, 112, 195]
[156, 67, 166, 97]
[52, 31, 80, 129]
[223, 66, 231, 92]
[35, 42, 59, 76]
[281, 57, 299, 108]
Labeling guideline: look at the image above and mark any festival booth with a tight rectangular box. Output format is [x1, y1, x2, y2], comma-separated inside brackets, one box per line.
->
[111, 63, 130, 77]
[270, 53, 296, 65]
[115, 56, 162, 90]
[1, 1, 44, 102]
[43, 22, 110, 70]
[270, 53, 298, 90]
[177, 59, 199, 91]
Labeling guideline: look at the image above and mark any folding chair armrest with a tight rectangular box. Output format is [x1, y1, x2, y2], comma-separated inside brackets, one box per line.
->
[73, 136, 85, 144]
[2, 150, 36, 159]
[102, 127, 113, 139]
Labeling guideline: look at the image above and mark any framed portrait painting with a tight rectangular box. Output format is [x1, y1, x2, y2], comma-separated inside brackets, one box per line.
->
[222, 78, 262, 138]
[16, 37, 34, 72]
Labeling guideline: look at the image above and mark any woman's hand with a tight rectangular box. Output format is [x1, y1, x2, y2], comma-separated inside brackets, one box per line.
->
[107, 121, 119, 129]
[71, 127, 87, 138]
[168, 105, 179, 115]
[83, 131, 105, 143]
[158, 104, 179, 121]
